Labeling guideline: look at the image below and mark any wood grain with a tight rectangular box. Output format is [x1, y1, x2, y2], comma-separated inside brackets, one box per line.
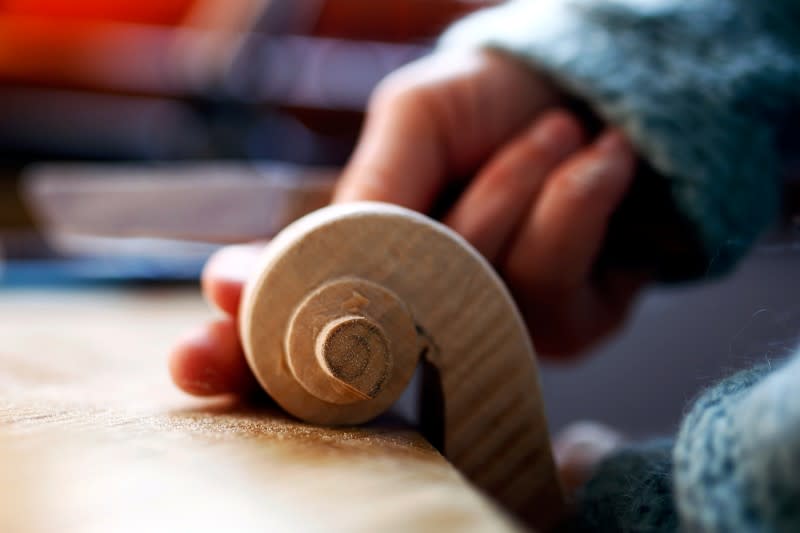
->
[283, 277, 418, 405]
[0, 289, 519, 533]
[239, 203, 565, 529]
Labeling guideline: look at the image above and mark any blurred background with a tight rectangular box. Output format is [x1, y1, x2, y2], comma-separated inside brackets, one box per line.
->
[1, 0, 799, 437]
[0, 0, 489, 283]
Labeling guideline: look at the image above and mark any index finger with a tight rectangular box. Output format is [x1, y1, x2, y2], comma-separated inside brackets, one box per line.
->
[333, 82, 446, 211]
[334, 50, 561, 212]
[333, 55, 457, 211]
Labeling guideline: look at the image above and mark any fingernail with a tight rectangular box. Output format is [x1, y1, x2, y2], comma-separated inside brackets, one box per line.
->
[592, 130, 633, 174]
[206, 244, 262, 282]
[594, 129, 629, 154]
[531, 112, 583, 157]
[569, 133, 634, 192]
[175, 325, 212, 349]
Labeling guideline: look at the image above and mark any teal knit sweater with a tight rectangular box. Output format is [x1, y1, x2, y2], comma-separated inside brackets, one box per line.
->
[440, 1, 800, 530]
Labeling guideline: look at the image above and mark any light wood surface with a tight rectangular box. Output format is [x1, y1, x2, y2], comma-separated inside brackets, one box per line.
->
[240, 203, 565, 529]
[0, 289, 519, 533]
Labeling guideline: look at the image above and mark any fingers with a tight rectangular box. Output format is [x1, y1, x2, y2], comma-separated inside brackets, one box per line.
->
[443, 110, 584, 261]
[201, 243, 263, 317]
[172, 244, 264, 397]
[504, 130, 636, 298]
[169, 318, 259, 396]
[499, 129, 639, 356]
[334, 50, 561, 211]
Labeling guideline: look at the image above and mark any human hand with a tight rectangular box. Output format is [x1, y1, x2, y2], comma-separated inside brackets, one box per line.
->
[169, 49, 646, 397]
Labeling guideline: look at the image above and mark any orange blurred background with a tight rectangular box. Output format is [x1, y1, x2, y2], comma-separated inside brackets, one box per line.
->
[0, 0, 495, 283]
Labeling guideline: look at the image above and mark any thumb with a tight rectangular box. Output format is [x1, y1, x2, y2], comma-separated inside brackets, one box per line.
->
[201, 243, 264, 316]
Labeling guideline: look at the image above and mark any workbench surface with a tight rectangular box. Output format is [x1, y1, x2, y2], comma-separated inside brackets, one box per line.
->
[0, 288, 516, 532]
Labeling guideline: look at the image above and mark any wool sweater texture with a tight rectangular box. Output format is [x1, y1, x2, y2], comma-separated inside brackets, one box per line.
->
[440, 1, 800, 531]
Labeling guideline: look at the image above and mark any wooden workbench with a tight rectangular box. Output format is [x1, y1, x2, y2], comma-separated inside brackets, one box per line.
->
[0, 288, 518, 532]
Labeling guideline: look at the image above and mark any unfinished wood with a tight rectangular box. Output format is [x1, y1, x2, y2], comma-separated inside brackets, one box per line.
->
[0, 289, 519, 533]
[284, 276, 419, 405]
[239, 202, 565, 529]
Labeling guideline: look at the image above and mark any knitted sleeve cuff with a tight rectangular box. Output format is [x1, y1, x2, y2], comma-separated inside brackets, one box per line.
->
[440, 0, 796, 279]
[674, 351, 800, 530]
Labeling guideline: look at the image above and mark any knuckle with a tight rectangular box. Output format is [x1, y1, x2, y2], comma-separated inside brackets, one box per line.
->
[368, 71, 430, 117]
